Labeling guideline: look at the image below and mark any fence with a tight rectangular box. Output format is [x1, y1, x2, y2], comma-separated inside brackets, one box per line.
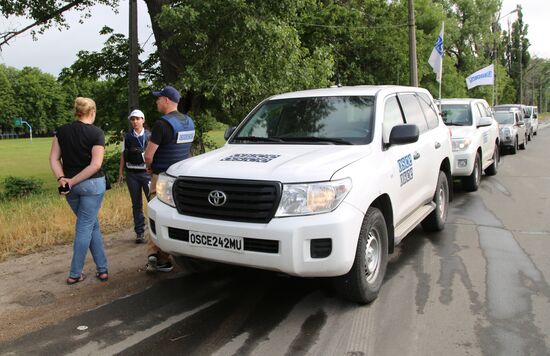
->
[0, 133, 20, 139]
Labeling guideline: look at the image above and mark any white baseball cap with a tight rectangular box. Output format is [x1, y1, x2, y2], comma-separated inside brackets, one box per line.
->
[128, 109, 145, 119]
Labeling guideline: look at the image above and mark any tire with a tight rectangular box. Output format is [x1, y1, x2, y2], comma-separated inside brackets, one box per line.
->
[422, 171, 449, 232]
[484, 144, 499, 176]
[528, 132, 532, 141]
[333, 207, 388, 304]
[462, 152, 481, 192]
[519, 135, 526, 150]
[510, 138, 517, 154]
[173, 255, 218, 273]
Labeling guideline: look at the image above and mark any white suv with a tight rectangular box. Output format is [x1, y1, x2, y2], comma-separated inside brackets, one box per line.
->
[148, 86, 452, 303]
[527, 106, 539, 136]
[440, 98, 500, 191]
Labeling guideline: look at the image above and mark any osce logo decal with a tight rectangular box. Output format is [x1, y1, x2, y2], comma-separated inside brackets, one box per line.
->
[398, 154, 414, 186]
[221, 153, 280, 163]
[176, 130, 195, 144]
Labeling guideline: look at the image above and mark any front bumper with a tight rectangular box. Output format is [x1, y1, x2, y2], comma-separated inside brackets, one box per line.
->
[499, 132, 515, 147]
[451, 149, 476, 177]
[147, 198, 365, 277]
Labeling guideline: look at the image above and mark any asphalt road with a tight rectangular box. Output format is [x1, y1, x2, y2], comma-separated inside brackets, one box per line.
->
[2, 126, 550, 356]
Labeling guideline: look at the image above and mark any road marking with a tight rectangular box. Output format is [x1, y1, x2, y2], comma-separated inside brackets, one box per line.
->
[68, 299, 219, 356]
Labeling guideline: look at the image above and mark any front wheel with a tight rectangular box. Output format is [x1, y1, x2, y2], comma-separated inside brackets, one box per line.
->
[519, 135, 526, 150]
[484, 144, 499, 176]
[462, 152, 481, 192]
[334, 207, 388, 304]
[510, 138, 518, 154]
[422, 171, 449, 232]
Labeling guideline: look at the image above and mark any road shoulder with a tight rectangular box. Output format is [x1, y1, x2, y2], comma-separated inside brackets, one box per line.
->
[0, 229, 172, 343]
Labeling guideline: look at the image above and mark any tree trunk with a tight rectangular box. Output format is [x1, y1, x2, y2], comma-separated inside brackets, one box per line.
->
[144, 0, 182, 84]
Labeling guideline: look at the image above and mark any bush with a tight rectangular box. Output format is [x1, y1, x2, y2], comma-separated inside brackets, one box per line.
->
[2, 176, 44, 200]
[102, 147, 120, 187]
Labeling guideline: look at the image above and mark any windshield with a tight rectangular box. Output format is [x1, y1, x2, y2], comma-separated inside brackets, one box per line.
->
[231, 96, 374, 145]
[494, 112, 514, 125]
[440, 104, 472, 126]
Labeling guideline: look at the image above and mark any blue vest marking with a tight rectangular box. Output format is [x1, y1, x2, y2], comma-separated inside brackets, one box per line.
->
[152, 113, 195, 173]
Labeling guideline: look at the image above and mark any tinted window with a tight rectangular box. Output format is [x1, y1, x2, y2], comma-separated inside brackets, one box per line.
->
[398, 94, 428, 133]
[472, 103, 482, 122]
[233, 96, 374, 145]
[417, 93, 439, 129]
[383, 95, 405, 142]
[476, 103, 489, 117]
[441, 104, 472, 126]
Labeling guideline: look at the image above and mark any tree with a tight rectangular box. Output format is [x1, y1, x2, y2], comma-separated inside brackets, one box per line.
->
[0, 0, 120, 47]
[7, 67, 69, 134]
[0, 65, 17, 130]
[507, 7, 530, 103]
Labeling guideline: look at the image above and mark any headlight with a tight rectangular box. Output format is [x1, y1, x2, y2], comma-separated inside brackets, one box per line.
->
[452, 137, 472, 152]
[275, 178, 352, 217]
[156, 173, 176, 207]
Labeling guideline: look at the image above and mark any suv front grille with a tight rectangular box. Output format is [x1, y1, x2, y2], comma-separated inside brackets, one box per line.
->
[172, 177, 282, 223]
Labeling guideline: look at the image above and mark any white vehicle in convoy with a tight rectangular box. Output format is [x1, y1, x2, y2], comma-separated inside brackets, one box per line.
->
[494, 109, 527, 154]
[439, 98, 500, 192]
[527, 105, 539, 136]
[148, 86, 453, 303]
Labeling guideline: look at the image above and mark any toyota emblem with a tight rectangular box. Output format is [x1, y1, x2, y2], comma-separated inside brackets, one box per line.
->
[208, 190, 227, 207]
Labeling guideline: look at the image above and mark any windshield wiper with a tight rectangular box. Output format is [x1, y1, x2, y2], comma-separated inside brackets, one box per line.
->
[232, 136, 284, 143]
[445, 122, 468, 126]
[278, 137, 353, 145]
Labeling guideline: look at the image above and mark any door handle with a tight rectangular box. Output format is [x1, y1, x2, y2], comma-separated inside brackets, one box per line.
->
[435, 142, 441, 149]
[413, 151, 420, 160]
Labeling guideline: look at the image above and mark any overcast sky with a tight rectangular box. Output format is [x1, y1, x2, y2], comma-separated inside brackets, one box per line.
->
[0, 0, 548, 77]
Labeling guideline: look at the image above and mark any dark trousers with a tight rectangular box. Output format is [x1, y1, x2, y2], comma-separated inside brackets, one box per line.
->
[126, 170, 150, 234]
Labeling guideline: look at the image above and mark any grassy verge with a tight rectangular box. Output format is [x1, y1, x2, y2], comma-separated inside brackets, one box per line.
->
[0, 129, 227, 261]
[0, 184, 133, 262]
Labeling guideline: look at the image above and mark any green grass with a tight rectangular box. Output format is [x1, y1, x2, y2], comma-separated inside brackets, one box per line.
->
[0, 137, 56, 191]
[205, 129, 227, 148]
[0, 129, 227, 193]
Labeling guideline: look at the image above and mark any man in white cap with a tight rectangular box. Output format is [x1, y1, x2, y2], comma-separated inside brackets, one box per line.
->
[118, 109, 151, 243]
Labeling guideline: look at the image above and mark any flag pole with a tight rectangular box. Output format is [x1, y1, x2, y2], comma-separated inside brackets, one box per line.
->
[428, 21, 444, 111]
[439, 21, 444, 104]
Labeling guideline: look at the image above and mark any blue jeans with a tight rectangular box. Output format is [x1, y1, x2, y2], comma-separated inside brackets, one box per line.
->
[125, 170, 150, 234]
[66, 176, 107, 278]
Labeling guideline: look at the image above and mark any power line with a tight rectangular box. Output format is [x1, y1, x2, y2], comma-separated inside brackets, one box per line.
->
[289, 21, 408, 30]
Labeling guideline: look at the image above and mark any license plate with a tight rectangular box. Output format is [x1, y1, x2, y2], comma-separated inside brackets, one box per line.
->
[188, 230, 244, 253]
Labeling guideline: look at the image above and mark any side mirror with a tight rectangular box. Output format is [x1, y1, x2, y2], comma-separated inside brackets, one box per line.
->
[517, 121, 524, 126]
[224, 126, 236, 141]
[389, 124, 419, 145]
[477, 116, 493, 127]
[534, 113, 538, 119]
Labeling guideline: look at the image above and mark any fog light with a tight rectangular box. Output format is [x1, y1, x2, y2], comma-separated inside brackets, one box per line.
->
[458, 159, 468, 168]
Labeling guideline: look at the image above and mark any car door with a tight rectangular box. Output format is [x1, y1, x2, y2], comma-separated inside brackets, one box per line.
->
[475, 102, 494, 164]
[382, 94, 419, 225]
[516, 112, 526, 144]
[396, 93, 434, 206]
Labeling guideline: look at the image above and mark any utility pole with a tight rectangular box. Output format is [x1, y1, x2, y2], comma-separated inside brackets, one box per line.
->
[128, 0, 139, 113]
[408, 0, 418, 87]
[519, 40, 523, 104]
[493, 7, 519, 106]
